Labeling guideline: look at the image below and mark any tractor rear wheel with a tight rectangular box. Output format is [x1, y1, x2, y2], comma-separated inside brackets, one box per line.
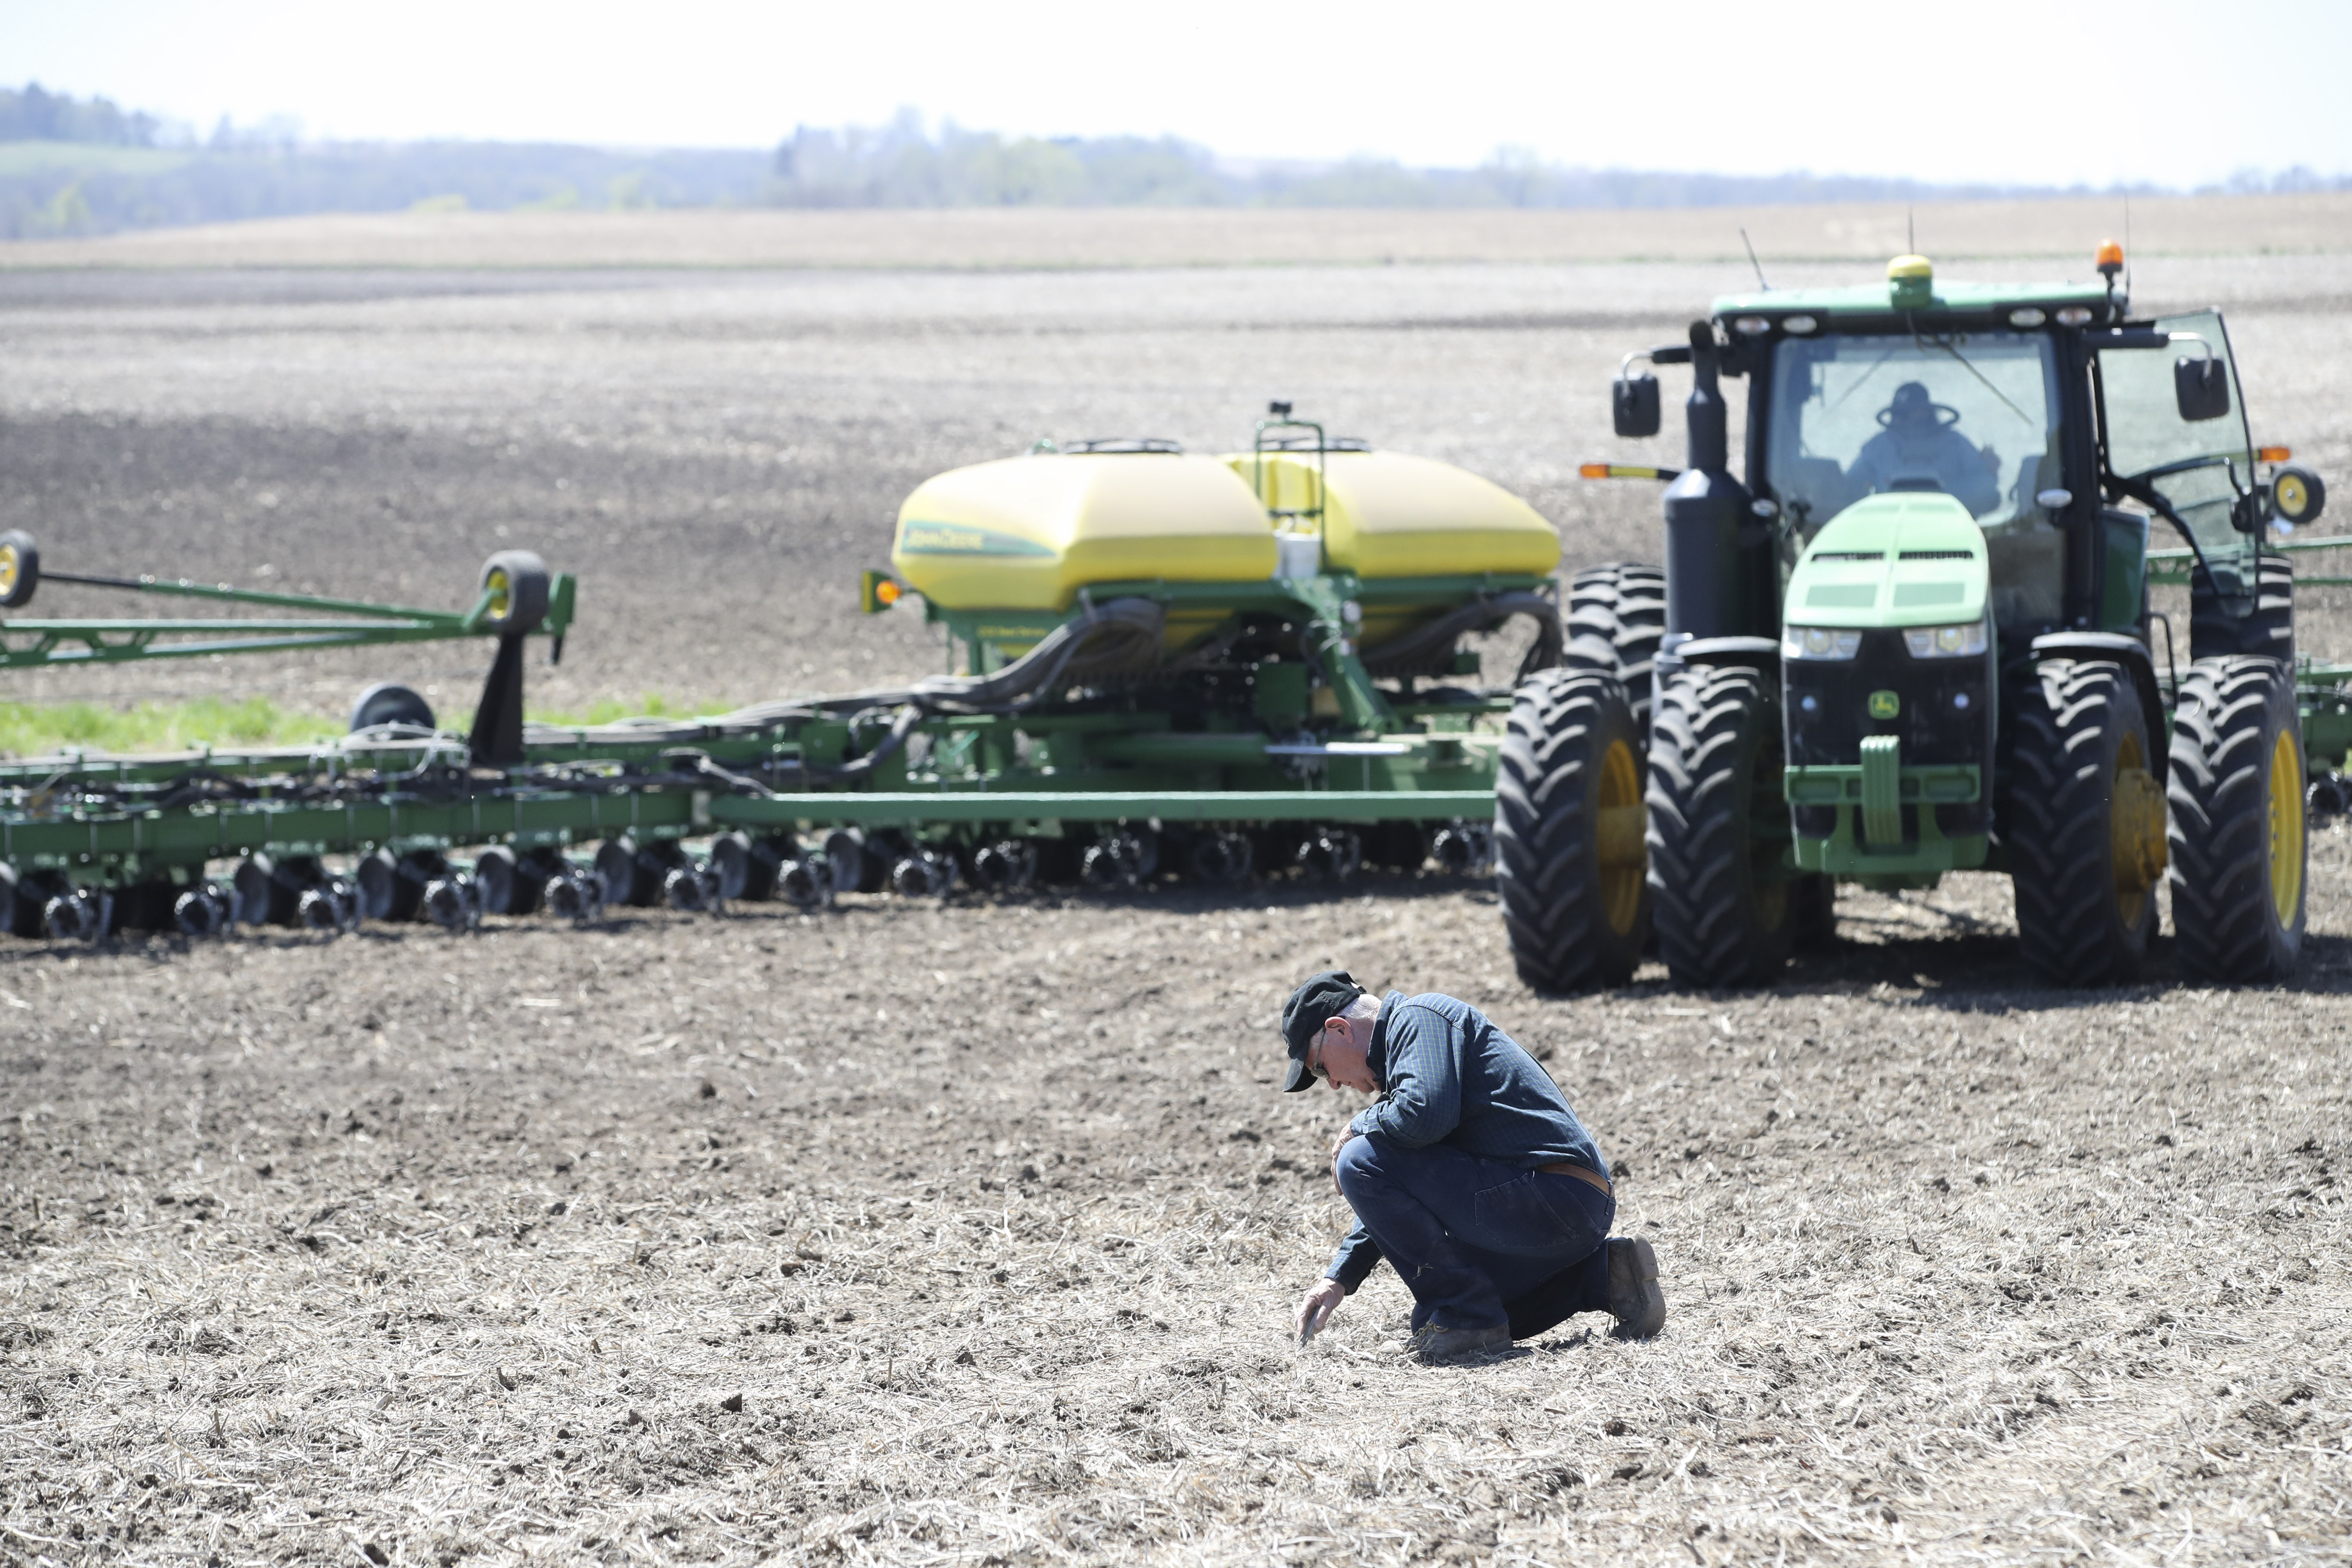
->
[2167, 655, 2306, 980]
[2190, 553, 2292, 663]
[2003, 659, 2162, 985]
[1495, 668, 1649, 992]
[1562, 562, 1666, 732]
[1645, 665, 1795, 988]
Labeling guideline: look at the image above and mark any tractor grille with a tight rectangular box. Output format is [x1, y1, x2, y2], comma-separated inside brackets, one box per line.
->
[1783, 629, 1993, 775]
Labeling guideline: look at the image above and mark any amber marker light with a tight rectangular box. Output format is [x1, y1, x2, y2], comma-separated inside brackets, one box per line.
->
[1580, 462, 1613, 479]
[2260, 446, 2293, 463]
[860, 567, 905, 613]
[2095, 239, 2125, 278]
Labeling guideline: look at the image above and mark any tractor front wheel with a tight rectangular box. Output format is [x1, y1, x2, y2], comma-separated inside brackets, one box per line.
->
[1645, 665, 1795, 989]
[1494, 668, 1649, 992]
[2004, 658, 2162, 985]
[2167, 655, 2306, 981]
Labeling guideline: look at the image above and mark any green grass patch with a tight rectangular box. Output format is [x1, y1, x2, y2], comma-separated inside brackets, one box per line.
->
[0, 141, 196, 177]
[0, 698, 343, 759]
[529, 693, 714, 727]
[0, 692, 717, 758]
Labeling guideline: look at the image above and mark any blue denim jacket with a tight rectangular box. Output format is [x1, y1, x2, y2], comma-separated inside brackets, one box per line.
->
[1325, 991, 1606, 1291]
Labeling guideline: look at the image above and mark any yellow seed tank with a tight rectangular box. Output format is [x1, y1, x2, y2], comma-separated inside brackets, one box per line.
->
[892, 446, 1561, 643]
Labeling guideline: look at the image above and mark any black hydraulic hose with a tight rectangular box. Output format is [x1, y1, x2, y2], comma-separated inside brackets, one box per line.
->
[513, 600, 1167, 756]
[908, 596, 1165, 710]
[836, 704, 925, 778]
[147, 769, 264, 812]
[1358, 590, 1563, 681]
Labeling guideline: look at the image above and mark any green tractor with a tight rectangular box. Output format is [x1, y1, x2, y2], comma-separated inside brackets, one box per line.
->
[1499, 244, 2343, 991]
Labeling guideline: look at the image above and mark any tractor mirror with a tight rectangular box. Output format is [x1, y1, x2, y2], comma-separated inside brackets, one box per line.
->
[2174, 355, 2231, 422]
[1613, 373, 1661, 438]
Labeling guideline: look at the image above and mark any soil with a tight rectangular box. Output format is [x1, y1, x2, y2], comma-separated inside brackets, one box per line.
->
[3, 217, 2352, 1565]
[7, 193, 2352, 270]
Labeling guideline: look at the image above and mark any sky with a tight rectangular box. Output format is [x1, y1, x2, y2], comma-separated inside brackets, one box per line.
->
[5, 0, 2350, 188]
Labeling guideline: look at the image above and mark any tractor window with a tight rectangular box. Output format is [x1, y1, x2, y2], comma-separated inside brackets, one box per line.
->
[1766, 330, 2065, 626]
[2096, 309, 2259, 597]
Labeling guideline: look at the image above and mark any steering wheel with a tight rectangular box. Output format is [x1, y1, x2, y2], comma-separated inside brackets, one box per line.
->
[1877, 402, 1963, 429]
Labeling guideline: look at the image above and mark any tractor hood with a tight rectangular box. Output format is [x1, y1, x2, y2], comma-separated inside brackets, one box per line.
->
[1785, 493, 1988, 628]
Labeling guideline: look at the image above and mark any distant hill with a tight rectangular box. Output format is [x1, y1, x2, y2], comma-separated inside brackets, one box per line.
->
[5, 83, 2346, 241]
[3, 135, 773, 239]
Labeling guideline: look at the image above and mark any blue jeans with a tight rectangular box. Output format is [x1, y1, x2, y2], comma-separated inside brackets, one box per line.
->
[1335, 1135, 1614, 1333]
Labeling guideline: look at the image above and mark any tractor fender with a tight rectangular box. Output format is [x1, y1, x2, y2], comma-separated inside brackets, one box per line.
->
[2028, 632, 2168, 786]
[1660, 633, 1781, 673]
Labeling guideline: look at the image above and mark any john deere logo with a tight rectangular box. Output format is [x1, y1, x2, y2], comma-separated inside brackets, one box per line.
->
[898, 521, 1053, 557]
[1868, 690, 1901, 720]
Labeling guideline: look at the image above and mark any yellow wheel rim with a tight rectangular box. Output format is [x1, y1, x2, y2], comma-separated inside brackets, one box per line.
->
[1596, 737, 1646, 936]
[2110, 731, 2167, 927]
[2269, 727, 2305, 924]
[485, 567, 511, 621]
[2276, 473, 2308, 518]
[0, 545, 15, 597]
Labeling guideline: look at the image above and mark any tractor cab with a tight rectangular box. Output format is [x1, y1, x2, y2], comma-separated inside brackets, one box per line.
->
[1525, 245, 2326, 994]
[1697, 251, 2288, 656]
[1762, 322, 2068, 630]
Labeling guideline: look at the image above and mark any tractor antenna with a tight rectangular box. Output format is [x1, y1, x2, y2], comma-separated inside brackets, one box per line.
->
[1740, 228, 1771, 290]
[2123, 195, 2133, 300]
[1908, 206, 1915, 254]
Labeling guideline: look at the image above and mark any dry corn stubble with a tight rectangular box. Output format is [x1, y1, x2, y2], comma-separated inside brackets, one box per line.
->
[4, 863, 2349, 1565]
[2, 220, 2351, 1564]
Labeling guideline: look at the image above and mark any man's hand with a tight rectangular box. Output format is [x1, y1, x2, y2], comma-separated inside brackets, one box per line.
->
[1295, 1278, 1345, 1345]
[1329, 1128, 1357, 1182]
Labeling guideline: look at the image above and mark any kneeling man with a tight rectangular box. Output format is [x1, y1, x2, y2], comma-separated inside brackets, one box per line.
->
[1283, 971, 1665, 1364]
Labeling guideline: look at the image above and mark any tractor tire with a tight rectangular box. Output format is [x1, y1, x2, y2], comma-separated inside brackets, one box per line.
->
[0, 530, 38, 609]
[1645, 665, 1795, 989]
[0, 861, 40, 938]
[350, 682, 436, 733]
[1561, 562, 1666, 732]
[1495, 669, 1649, 991]
[2003, 659, 2163, 986]
[2167, 655, 2306, 981]
[478, 550, 551, 637]
[2190, 553, 2291, 664]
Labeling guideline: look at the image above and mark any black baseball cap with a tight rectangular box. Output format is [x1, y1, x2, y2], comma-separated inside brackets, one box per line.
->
[1280, 970, 1364, 1093]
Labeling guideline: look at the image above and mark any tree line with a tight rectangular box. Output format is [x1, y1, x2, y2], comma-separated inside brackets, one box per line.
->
[0, 83, 162, 147]
[5, 83, 2345, 241]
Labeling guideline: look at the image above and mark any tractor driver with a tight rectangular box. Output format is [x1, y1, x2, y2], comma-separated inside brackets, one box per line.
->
[1281, 970, 1666, 1364]
[1847, 380, 2003, 517]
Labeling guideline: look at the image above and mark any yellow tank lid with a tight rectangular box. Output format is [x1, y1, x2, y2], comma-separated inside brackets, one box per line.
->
[892, 451, 1277, 612]
[1232, 449, 1559, 579]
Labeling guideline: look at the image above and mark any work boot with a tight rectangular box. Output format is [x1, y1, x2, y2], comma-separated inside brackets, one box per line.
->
[1408, 1322, 1510, 1365]
[1606, 1237, 1666, 1339]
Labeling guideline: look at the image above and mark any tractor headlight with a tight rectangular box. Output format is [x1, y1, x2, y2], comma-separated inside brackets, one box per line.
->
[1902, 621, 1988, 659]
[1782, 626, 1862, 660]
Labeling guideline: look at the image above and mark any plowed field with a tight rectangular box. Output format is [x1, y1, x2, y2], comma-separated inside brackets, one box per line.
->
[3, 216, 2350, 1566]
